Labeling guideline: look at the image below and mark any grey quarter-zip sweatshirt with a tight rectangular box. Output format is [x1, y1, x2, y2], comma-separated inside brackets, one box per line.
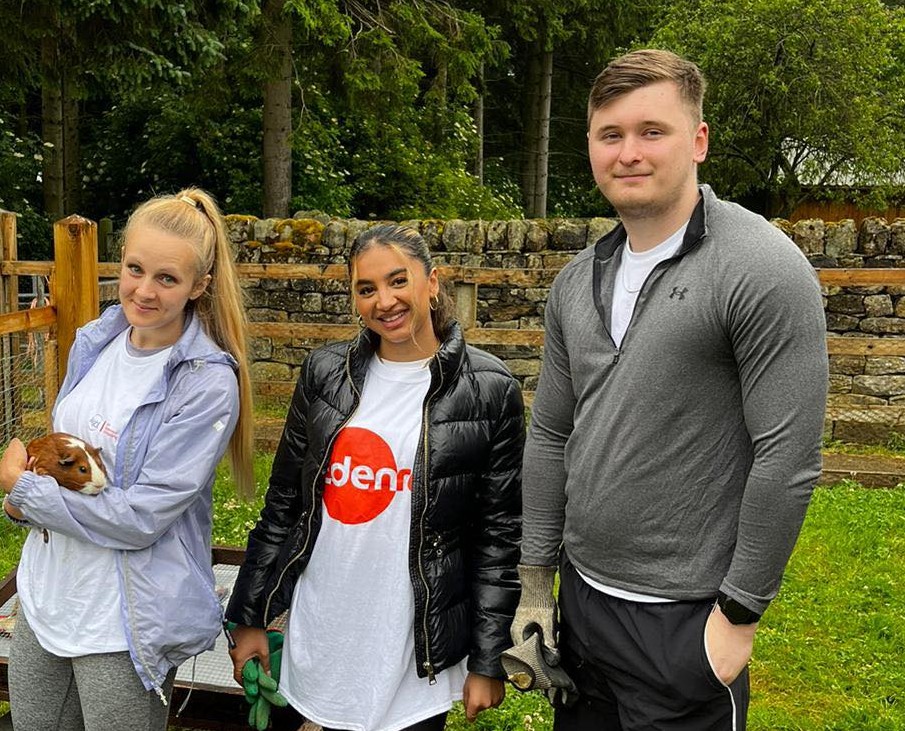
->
[522, 185, 828, 615]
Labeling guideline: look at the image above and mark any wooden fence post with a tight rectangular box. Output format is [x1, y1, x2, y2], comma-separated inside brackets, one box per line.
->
[0, 211, 18, 441]
[454, 283, 478, 330]
[53, 215, 98, 387]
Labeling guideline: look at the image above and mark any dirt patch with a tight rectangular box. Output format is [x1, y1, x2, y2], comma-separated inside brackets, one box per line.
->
[821, 452, 905, 487]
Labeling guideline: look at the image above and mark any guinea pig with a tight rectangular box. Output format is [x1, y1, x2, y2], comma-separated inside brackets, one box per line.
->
[25, 433, 108, 495]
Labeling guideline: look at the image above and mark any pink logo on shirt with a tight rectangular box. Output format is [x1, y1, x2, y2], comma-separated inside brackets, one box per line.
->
[324, 427, 412, 524]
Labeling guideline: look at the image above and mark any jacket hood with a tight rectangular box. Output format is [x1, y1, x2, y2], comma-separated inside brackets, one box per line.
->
[77, 305, 236, 372]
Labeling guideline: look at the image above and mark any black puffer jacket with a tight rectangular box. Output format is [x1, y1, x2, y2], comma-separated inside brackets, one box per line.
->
[226, 323, 524, 679]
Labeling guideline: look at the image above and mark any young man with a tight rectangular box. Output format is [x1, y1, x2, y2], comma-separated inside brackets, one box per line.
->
[511, 49, 828, 730]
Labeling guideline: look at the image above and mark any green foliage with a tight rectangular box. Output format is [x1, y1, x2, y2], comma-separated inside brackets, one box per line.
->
[212, 453, 272, 546]
[651, 0, 905, 217]
[0, 115, 52, 259]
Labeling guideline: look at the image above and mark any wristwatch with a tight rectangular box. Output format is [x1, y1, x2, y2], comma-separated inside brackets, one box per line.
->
[716, 591, 761, 625]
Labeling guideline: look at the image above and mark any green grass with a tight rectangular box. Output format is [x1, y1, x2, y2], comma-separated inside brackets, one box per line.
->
[445, 485, 905, 731]
[211, 453, 272, 546]
[823, 432, 905, 459]
[0, 458, 902, 729]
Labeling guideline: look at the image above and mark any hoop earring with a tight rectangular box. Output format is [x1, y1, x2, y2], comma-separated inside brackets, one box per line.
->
[357, 315, 366, 328]
[429, 295, 439, 311]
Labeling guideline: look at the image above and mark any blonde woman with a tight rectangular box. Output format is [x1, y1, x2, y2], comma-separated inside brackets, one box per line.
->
[0, 187, 253, 730]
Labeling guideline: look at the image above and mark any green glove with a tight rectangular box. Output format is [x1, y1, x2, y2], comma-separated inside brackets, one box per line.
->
[242, 631, 287, 730]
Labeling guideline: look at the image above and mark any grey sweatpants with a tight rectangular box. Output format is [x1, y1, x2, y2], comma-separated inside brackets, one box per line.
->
[8, 611, 175, 731]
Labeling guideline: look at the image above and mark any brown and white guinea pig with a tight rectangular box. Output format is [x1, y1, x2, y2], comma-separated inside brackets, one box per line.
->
[25, 433, 108, 495]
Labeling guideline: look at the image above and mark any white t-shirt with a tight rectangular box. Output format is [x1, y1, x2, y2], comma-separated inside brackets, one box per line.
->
[590, 225, 689, 604]
[610, 224, 688, 349]
[17, 329, 172, 656]
[281, 355, 468, 731]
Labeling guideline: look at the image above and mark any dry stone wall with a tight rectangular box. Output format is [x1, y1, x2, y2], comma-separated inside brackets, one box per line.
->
[227, 213, 905, 407]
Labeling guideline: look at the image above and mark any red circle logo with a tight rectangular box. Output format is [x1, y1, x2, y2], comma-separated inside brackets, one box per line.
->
[323, 427, 412, 524]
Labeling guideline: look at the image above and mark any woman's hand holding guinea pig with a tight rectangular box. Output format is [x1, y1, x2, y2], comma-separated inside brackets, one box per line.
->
[0, 438, 27, 494]
[0, 438, 28, 520]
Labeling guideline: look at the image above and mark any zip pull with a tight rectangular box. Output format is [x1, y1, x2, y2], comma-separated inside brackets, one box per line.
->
[156, 687, 168, 706]
[423, 661, 437, 685]
[612, 351, 621, 365]
[42, 528, 49, 543]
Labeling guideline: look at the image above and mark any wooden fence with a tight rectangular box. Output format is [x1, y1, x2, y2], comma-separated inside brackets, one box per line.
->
[3, 210, 905, 447]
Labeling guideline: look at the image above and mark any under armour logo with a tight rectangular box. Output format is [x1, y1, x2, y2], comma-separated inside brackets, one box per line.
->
[669, 287, 688, 300]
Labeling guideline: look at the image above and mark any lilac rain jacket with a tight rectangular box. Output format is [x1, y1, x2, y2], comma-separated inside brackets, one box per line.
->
[8, 305, 239, 700]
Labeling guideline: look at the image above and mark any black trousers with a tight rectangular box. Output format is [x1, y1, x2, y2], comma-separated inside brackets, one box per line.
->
[554, 554, 749, 731]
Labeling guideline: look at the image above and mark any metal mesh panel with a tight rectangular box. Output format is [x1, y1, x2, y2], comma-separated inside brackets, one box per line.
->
[825, 405, 905, 445]
[0, 333, 51, 447]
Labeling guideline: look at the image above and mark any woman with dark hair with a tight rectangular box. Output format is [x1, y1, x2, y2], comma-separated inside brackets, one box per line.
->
[226, 224, 524, 731]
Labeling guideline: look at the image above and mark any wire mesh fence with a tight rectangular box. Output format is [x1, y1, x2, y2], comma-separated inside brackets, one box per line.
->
[0, 334, 51, 447]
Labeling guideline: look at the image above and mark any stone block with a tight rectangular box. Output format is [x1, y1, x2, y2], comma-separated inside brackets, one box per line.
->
[551, 221, 588, 251]
[826, 393, 886, 407]
[833, 421, 897, 444]
[828, 374, 852, 393]
[267, 290, 303, 312]
[860, 317, 905, 335]
[249, 337, 273, 360]
[251, 361, 294, 382]
[244, 288, 270, 308]
[544, 254, 575, 268]
[825, 294, 864, 315]
[485, 221, 508, 251]
[825, 219, 856, 257]
[290, 279, 319, 293]
[829, 355, 865, 376]
[501, 253, 528, 269]
[422, 220, 445, 252]
[864, 294, 894, 317]
[443, 219, 468, 252]
[322, 221, 347, 253]
[852, 375, 905, 397]
[507, 220, 529, 252]
[890, 220, 905, 256]
[323, 294, 351, 314]
[465, 221, 487, 254]
[489, 304, 536, 321]
[344, 219, 370, 249]
[525, 221, 550, 252]
[254, 218, 277, 244]
[858, 217, 889, 256]
[300, 293, 323, 313]
[792, 219, 825, 255]
[587, 217, 619, 245]
[247, 308, 287, 322]
[519, 316, 545, 329]
[865, 357, 905, 375]
[504, 358, 542, 377]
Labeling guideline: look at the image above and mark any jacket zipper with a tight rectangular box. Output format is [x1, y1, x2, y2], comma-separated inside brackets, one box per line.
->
[263, 350, 361, 625]
[417, 356, 444, 684]
[610, 257, 678, 365]
[119, 417, 169, 705]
